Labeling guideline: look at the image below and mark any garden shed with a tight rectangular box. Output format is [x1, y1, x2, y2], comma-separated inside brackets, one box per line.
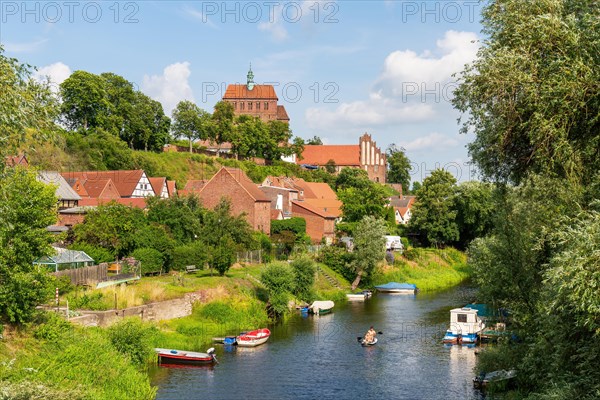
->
[34, 246, 95, 272]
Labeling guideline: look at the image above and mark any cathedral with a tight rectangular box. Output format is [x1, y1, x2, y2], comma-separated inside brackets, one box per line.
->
[222, 66, 290, 123]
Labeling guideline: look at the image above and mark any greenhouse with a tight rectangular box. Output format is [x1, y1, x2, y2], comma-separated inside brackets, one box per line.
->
[34, 246, 95, 272]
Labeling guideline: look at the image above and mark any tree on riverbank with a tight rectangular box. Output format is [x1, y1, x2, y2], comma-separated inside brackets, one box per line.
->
[350, 216, 386, 290]
[454, 0, 600, 396]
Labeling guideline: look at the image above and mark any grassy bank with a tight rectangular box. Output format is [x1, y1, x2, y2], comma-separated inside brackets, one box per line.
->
[374, 247, 471, 292]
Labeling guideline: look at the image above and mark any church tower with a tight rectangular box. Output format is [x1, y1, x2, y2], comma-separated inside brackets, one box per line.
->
[246, 63, 255, 91]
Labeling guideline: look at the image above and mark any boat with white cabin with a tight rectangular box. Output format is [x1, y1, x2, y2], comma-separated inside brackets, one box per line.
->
[443, 307, 486, 344]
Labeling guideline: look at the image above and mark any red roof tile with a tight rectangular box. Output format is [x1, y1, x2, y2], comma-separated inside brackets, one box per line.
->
[276, 105, 289, 121]
[184, 180, 208, 192]
[292, 200, 337, 219]
[167, 180, 176, 197]
[297, 145, 360, 166]
[62, 170, 145, 197]
[4, 154, 28, 167]
[149, 177, 167, 197]
[221, 167, 270, 202]
[223, 84, 278, 100]
[84, 179, 120, 199]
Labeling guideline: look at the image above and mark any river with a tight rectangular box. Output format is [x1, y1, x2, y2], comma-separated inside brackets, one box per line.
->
[151, 285, 483, 399]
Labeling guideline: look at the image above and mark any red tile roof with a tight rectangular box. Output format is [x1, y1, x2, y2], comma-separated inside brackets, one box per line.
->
[71, 178, 90, 197]
[223, 84, 278, 100]
[270, 209, 283, 220]
[297, 145, 360, 166]
[4, 154, 29, 167]
[276, 105, 289, 121]
[62, 170, 145, 197]
[303, 198, 342, 218]
[167, 180, 176, 197]
[84, 179, 119, 199]
[222, 167, 271, 202]
[292, 200, 337, 219]
[149, 177, 167, 197]
[293, 180, 338, 200]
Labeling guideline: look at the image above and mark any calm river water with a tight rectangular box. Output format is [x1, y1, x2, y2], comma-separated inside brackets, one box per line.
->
[151, 285, 483, 400]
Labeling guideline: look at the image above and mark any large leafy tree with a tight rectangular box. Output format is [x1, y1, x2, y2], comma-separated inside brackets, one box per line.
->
[60, 71, 109, 131]
[73, 203, 147, 258]
[453, 0, 600, 184]
[350, 216, 386, 289]
[171, 100, 212, 153]
[453, 181, 495, 248]
[0, 167, 58, 323]
[211, 100, 235, 149]
[0, 46, 58, 151]
[146, 195, 204, 244]
[386, 144, 411, 192]
[408, 169, 458, 246]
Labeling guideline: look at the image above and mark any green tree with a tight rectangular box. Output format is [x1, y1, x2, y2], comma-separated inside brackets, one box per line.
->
[408, 169, 458, 246]
[350, 216, 387, 289]
[0, 167, 58, 323]
[171, 100, 212, 153]
[211, 100, 235, 150]
[73, 202, 146, 258]
[261, 262, 294, 316]
[200, 198, 253, 249]
[335, 167, 371, 191]
[210, 236, 236, 276]
[386, 144, 411, 192]
[338, 184, 389, 223]
[132, 247, 164, 275]
[453, 181, 495, 248]
[60, 71, 109, 131]
[290, 257, 316, 302]
[146, 195, 204, 244]
[325, 159, 337, 174]
[0, 46, 58, 152]
[453, 0, 600, 184]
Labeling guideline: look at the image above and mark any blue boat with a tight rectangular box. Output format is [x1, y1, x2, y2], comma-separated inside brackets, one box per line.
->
[374, 282, 417, 294]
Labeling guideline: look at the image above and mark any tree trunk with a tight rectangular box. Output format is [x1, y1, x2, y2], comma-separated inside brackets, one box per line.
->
[351, 270, 363, 290]
[189, 139, 193, 153]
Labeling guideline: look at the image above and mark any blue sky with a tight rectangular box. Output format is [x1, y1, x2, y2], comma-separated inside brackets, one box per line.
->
[1, 1, 485, 182]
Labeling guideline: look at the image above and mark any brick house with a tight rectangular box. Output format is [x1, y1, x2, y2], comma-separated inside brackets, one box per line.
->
[197, 167, 271, 234]
[37, 171, 81, 210]
[70, 178, 121, 200]
[62, 170, 155, 198]
[291, 201, 336, 244]
[222, 66, 290, 123]
[297, 133, 387, 183]
[149, 177, 169, 198]
[259, 185, 299, 218]
[391, 196, 416, 225]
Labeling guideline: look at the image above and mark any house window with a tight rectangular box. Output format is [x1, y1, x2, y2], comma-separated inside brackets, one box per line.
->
[374, 165, 379, 172]
[264, 102, 269, 110]
[248, 102, 253, 110]
[233, 102, 237, 110]
[256, 102, 261, 110]
[457, 314, 468, 323]
[240, 102, 245, 110]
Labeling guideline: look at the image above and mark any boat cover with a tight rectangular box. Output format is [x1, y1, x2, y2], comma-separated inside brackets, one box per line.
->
[375, 282, 417, 290]
[310, 300, 334, 313]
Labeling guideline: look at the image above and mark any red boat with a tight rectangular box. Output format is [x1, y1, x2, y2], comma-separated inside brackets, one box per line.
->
[155, 347, 217, 366]
[237, 328, 271, 347]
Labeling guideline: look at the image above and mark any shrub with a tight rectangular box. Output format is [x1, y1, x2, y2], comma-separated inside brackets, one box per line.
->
[68, 243, 114, 264]
[131, 247, 164, 275]
[261, 262, 295, 294]
[33, 313, 73, 341]
[271, 217, 306, 235]
[210, 238, 236, 276]
[67, 291, 108, 311]
[171, 242, 208, 271]
[291, 257, 316, 302]
[317, 245, 355, 282]
[107, 319, 155, 366]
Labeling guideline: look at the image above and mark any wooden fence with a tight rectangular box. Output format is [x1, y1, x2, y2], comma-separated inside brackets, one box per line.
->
[54, 264, 107, 286]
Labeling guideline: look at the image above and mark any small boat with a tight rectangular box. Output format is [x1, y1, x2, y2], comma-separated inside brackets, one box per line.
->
[347, 290, 372, 301]
[155, 347, 217, 366]
[360, 337, 378, 346]
[236, 328, 271, 347]
[442, 307, 486, 344]
[304, 300, 335, 315]
[212, 336, 238, 345]
[473, 369, 516, 390]
[375, 282, 417, 294]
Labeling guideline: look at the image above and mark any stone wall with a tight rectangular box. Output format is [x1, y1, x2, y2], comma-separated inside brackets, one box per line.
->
[69, 292, 202, 327]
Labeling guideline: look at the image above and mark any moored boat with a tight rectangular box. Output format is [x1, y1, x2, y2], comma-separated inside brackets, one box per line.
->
[237, 328, 271, 347]
[442, 307, 485, 344]
[306, 300, 335, 315]
[375, 282, 417, 294]
[155, 347, 217, 366]
[346, 290, 373, 301]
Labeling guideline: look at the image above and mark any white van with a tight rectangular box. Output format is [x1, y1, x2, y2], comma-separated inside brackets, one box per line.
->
[385, 236, 403, 251]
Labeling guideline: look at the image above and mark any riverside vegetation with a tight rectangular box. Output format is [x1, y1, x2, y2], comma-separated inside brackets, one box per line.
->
[0, 250, 470, 399]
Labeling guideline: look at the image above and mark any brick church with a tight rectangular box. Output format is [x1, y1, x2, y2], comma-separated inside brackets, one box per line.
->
[222, 66, 290, 123]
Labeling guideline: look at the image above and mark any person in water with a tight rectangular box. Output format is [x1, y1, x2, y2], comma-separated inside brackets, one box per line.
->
[364, 326, 377, 343]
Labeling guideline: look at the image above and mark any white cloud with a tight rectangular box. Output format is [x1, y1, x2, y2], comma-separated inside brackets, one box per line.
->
[399, 132, 459, 151]
[4, 38, 49, 53]
[34, 62, 72, 92]
[304, 30, 479, 136]
[375, 30, 479, 97]
[142, 62, 194, 116]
